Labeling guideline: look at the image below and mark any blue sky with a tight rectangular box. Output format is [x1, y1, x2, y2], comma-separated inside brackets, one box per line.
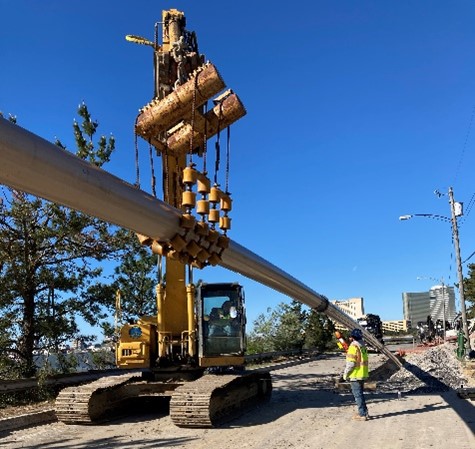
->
[2, 1, 475, 336]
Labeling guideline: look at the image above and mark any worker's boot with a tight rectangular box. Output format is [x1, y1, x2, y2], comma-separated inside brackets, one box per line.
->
[352, 414, 368, 421]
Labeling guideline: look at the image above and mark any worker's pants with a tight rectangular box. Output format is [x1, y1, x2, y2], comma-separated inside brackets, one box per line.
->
[350, 380, 368, 417]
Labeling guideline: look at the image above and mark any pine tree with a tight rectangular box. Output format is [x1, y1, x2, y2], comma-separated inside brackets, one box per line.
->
[111, 232, 158, 324]
[0, 103, 126, 378]
[272, 301, 307, 351]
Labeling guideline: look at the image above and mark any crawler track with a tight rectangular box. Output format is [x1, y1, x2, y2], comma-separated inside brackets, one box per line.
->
[55, 373, 142, 424]
[54, 369, 272, 427]
[170, 371, 272, 428]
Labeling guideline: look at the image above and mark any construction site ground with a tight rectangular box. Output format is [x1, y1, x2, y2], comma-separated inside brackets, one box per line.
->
[1, 347, 474, 449]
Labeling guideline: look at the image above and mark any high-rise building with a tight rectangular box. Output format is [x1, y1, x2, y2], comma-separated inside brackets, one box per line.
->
[330, 297, 365, 331]
[331, 297, 365, 320]
[402, 291, 430, 325]
[402, 286, 456, 325]
[429, 285, 457, 323]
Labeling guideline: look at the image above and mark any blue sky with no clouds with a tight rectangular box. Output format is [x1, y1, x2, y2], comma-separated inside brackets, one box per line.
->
[2, 1, 475, 337]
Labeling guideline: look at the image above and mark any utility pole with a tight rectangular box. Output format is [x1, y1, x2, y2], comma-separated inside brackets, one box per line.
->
[448, 186, 472, 355]
[441, 279, 446, 342]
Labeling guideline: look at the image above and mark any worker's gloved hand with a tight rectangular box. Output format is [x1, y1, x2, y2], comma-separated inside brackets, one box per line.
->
[342, 373, 348, 381]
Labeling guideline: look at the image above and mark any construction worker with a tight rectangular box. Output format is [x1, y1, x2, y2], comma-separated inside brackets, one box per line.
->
[343, 328, 369, 421]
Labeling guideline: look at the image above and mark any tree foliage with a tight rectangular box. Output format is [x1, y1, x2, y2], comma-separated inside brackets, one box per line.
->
[462, 263, 475, 319]
[111, 232, 158, 325]
[0, 104, 126, 377]
[246, 300, 336, 354]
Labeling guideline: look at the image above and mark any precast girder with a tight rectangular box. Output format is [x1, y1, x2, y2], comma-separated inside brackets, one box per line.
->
[0, 118, 402, 367]
[0, 118, 181, 241]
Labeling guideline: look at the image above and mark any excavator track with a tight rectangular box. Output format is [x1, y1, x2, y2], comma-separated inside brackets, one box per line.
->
[170, 370, 272, 428]
[55, 372, 143, 424]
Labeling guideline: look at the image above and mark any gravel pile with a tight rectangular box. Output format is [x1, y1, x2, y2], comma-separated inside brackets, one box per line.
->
[381, 343, 469, 394]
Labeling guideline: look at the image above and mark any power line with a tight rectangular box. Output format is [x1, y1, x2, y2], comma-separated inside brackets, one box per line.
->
[453, 104, 475, 185]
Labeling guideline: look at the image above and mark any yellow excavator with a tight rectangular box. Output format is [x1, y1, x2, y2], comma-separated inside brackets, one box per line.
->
[54, 9, 271, 428]
[0, 7, 403, 428]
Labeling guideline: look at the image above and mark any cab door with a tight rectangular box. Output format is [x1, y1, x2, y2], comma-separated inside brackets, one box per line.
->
[196, 282, 246, 368]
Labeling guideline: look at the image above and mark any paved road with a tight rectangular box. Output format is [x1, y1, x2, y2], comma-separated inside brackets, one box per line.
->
[1, 353, 474, 449]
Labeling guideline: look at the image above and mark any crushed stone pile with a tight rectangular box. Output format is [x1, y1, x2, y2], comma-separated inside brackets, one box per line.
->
[382, 343, 469, 394]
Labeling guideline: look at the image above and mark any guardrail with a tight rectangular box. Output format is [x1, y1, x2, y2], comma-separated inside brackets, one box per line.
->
[0, 368, 138, 394]
[0, 350, 314, 394]
[383, 335, 416, 344]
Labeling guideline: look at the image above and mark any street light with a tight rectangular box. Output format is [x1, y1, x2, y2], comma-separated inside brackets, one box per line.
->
[399, 213, 451, 222]
[400, 186, 471, 356]
[416, 276, 447, 342]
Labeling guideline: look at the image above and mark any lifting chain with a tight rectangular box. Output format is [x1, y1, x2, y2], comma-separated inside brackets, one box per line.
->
[225, 126, 231, 193]
[213, 102, 223, 186]
[163, 146, 170, 202]
[134, 117, 140, 188]
[202, 101, 208, 173]
[149, 143, 157, 198]
[188, 72, 199, 165]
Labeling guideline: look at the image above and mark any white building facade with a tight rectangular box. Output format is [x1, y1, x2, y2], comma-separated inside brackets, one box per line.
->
[331, 297, 365, 320]
[429, 285, 457, 323]
[330, 297, 365, 330]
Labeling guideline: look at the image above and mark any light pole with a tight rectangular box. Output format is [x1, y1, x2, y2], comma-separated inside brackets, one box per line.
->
[399, 186, 471, 355]
[448, 187, 471, 356]
[416, 276, 447, 342]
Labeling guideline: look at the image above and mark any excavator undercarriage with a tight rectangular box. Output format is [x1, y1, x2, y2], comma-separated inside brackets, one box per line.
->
[55, 369, 272, 427]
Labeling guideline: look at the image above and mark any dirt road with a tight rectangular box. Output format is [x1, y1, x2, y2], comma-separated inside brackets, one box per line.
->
[1, 353, 474, 449]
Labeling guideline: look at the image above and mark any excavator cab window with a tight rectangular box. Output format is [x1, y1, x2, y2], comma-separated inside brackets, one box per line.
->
[196, 283, 246, 358]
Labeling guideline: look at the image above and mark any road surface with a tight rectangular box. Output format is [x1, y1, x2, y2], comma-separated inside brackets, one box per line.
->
[1, 353, 474, 449]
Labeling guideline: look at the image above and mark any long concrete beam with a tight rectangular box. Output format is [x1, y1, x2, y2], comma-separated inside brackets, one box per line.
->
[0, 118, 401, 366]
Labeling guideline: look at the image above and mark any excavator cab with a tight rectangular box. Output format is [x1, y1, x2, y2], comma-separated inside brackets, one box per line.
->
[196, 282, 246, 368]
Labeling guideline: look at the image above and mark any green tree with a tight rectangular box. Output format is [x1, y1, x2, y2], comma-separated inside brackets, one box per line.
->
[272, 301, 306, 351]
[463, 263, 475, 319]
[303, 309, 336, 351]
[111, 232, 158, 324]
[0, 103, 126, 377]
[246, 300, 335, 353]
[246, 308, 277, 354]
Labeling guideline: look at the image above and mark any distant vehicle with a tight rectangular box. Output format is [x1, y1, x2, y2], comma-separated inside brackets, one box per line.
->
[447, 313, 475, 342]
[417, 320, 435, 344]
[357, 314, 384, 345]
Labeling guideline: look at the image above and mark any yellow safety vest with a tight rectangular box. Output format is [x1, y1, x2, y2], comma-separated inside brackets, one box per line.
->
[346, 341, 369, 380]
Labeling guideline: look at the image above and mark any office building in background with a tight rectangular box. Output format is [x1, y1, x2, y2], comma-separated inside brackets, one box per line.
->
[402, 285, 456, 325]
